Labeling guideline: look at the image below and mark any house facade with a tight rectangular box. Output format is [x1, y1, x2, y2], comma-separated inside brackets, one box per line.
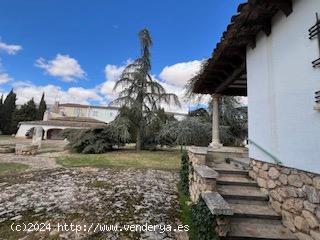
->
[191, 1, 320, 238]
[52, 103, 119, 123]
[194, 0, 320, 174]
[51, 102, 188, 122]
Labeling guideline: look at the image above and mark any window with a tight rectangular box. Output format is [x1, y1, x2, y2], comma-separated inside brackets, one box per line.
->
[92, 110, 98, 117]
[74, 108, 81, 117]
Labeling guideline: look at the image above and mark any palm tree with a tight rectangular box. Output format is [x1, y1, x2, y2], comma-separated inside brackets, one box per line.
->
[112, 29, 180, 150]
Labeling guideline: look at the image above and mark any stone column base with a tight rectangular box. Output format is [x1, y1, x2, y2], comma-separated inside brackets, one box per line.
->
[209, 141, 223, 149]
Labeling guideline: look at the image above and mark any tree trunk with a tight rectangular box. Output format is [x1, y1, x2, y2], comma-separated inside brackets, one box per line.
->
[136, 126, 142, 151]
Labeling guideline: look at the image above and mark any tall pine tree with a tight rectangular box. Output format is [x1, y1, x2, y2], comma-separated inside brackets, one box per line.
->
[36, 93, 47, 120]
[2, 90, 16, 135]
[12, 98, 37, 133]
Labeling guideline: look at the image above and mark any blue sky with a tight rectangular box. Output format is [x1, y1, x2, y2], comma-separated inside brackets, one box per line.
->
[0, 0, 243, 112]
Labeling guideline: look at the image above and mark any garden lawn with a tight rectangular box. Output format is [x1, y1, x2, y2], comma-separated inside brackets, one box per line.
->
[57, 150, 181, 171]
[0, 135, 15, 141]
[0, 162, 29, 176]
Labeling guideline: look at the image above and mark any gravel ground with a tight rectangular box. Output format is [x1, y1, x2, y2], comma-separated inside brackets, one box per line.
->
[0, 167, 180, 240]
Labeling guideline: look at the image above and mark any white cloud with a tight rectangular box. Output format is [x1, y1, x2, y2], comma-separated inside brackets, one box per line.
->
[0, 73, 12, 85]
[0, 38, 22, 55]
[35, 54, 86, 82]
[13, 82, 102, 105]
[99, 62, 128, 101]
[159, 60, 202, 87]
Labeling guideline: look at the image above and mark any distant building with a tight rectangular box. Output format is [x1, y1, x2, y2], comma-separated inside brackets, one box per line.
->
[50, 102, 188, 122]
[16, 116, 106, 140]
[15, 102, 188, 139]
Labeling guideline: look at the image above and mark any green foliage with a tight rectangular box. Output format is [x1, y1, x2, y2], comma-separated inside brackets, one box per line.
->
[36, 93, 47, 120]
[191, 198, 219, 240]
[217, 97, 248, 146]
[0, 95, 3, 134]
[61, 118, 130, 154]
[158, 117, 211, 147]
[180, 151, 190, 195]
[111, 29, 180, 150]
[1, 90, 17, 134]
[177, 183, 197, 239]
[188, 108, 210, 122]
[12, 98, 37, 133]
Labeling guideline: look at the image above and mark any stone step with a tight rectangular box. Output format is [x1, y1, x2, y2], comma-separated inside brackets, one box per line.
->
[214, 168, 249, 176]
[217, 174, 258, 187]
[222, 218, 297, 240]
[229, 202, 281, 220]
[217, 185, 268, 201]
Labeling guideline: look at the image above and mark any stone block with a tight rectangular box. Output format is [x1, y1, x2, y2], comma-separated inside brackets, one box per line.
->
[282, 210, 296, 232]
[270, 200, 282, 214]
[258, 169, 268, 179]
[288, 174, 304, 188]
[201, 192, 233, 216]
[313, 177, 320, 191]
[310, 230, 320, 240]
[249, 170, 257, 180]
[304, 201, 317, 213]
[279, 174, 288, 185]
[286, 187, 299, 198]
[257, 177, 267, 188]
[15, 144, 38, 155]
[270, 189, 284, 203]
[316, 208, 320, 221]
[269, 167, 280, 180]
[299, 173, 313, 185]
[281, 167, 291, 175]
[261, 163, 269, 171]
[294, 216, 310, 233]
[303, 185, 320, 204]
[282, 198, 303, 214]
[267, 179, 277, 189]
[302, 210, 319, 229]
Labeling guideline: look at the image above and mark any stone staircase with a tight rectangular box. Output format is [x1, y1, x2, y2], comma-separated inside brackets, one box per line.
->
[213, 163, 297, 240]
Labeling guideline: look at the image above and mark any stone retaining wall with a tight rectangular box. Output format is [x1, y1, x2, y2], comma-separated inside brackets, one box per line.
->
[189, 164, 218, 202]
[15, 144, 38, 155]
[249, 159, 320, 240]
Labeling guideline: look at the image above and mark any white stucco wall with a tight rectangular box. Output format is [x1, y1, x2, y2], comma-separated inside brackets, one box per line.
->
[16, 124, 83, 138]
[87, 108, 119, 123]
[247, 0, 320, 173]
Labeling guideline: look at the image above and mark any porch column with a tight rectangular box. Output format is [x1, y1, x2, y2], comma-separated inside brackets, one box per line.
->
[43, 130, 48, 140]
[209, 94, 223, 149]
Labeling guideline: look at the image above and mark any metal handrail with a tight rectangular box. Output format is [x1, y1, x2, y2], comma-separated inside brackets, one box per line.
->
[248, 139, 282, 165]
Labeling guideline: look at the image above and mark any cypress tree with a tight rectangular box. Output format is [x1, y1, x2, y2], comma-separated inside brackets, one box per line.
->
[2, 90, 16, 135]
[36, 93, 47, 120]
[0, 95, 3, 134]
[12, 98, 37, 133]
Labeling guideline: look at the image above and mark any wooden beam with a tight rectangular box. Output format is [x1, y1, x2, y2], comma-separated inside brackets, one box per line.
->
[214, 62, 246, 94]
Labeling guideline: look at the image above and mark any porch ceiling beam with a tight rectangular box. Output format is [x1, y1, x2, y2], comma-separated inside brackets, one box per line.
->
[214, 62, 246, 94]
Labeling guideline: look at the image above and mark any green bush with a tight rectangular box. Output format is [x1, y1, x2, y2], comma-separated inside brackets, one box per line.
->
[180, 151, 190, 196]
[61, 118, 130, 154]
[191, 198, 218, 240]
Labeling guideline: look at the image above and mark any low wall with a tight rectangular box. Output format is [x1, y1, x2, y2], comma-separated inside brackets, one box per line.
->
[187, 147, 234, 237]
[249, 159, 320, 240]
[189, 164, 218, 202]
[206, 147, 248, 166]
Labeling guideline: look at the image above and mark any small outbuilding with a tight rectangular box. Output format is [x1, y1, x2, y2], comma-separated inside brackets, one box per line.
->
[16, 116, 106, 140]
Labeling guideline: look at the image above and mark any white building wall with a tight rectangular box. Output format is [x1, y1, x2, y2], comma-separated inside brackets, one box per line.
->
[247, 0, 320, 173]
[87, 107, 119, 123]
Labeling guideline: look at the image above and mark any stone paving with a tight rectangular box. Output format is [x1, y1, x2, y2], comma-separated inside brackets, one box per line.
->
[0, 167, 179, 240]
